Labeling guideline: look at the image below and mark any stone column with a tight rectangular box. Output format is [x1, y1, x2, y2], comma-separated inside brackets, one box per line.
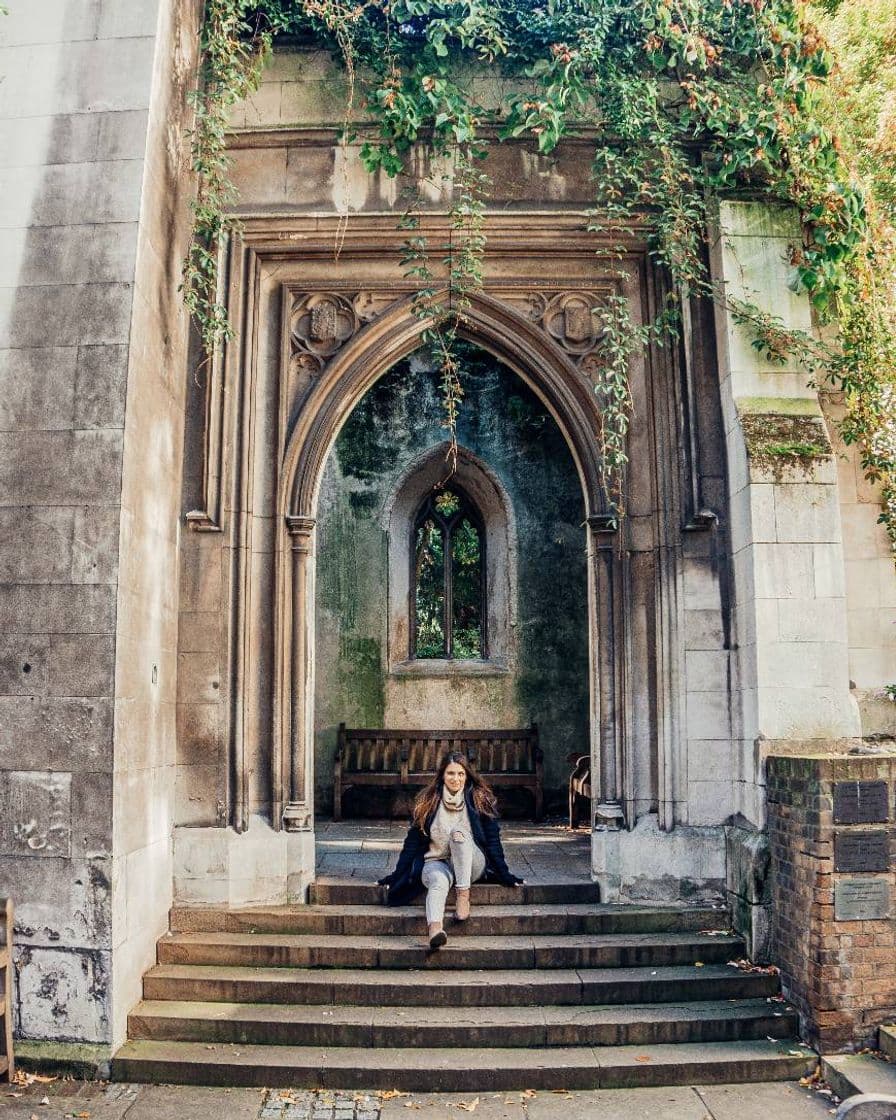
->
[283, 515, 316, 834]
[588, 516, 628, 897]
[586, 516, 625, 816]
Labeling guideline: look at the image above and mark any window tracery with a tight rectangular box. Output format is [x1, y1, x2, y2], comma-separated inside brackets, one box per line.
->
[411, 487, 486, 660]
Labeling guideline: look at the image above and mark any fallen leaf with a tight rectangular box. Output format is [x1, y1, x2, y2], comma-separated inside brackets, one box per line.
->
[694, 961, 705, 968]
[635, 1055, 652, 1063]
[403, 1103, 421, 1110]
[379, 1090, 409, 1100]
[457, 1099, 479, 1112]
[520, 1089, 537, 1099]
[40, 1097, 50, 1106]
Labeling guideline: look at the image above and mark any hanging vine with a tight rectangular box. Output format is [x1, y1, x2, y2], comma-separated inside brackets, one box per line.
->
[184, 0, 896, 541]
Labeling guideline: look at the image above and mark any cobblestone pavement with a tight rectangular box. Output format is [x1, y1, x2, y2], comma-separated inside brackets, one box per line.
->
[259, 1088, 381, 1120]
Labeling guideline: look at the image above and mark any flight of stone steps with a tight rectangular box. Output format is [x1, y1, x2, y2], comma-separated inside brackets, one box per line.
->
[112, 879, 815, 1090]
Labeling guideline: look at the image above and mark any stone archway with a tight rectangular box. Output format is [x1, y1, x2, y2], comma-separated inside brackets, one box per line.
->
[175, 213, 708, 904]
[272, 292, 627, 858]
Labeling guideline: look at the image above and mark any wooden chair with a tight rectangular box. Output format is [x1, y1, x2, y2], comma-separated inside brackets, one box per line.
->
[0, 898, 13, 1083]
[567, 752, 591, 829]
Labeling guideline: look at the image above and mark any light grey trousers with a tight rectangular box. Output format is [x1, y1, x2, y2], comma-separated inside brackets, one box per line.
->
[421, 829, 486, 925]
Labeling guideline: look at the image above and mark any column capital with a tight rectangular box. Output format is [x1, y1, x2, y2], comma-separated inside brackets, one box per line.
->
[286, 515, 316, 552]
[587, 513, 618, 534]
[286, 514, 316, 536]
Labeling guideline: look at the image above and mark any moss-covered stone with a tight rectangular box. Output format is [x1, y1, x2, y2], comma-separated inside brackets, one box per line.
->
[315, 343, 588, 815]
[739, 410, 832, 482]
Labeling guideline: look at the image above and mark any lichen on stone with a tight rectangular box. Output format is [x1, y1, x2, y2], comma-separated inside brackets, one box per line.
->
[739, 411, 832, 482]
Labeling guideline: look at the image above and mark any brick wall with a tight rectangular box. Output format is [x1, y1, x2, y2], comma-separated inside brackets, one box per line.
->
[767, 753, 896, 1051]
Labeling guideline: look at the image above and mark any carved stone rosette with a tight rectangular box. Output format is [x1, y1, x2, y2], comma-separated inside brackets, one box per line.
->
[289, 291, 392, 399]
[506, 289, 615, 386]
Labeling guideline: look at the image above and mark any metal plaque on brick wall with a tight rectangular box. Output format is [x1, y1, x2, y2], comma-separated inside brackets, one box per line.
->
[834, 831, 891, 873]
[833, 781, 890, 824]
[834, 876, 892, 921]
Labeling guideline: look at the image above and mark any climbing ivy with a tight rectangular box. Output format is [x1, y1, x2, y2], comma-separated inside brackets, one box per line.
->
[184, 0, 896, 540]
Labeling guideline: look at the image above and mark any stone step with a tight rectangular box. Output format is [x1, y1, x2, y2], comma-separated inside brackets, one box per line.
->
[111, 1037, 816, 1091]
[821, 1052, 896, 1102]
[156, 930, 745, 971]
[308, 880, 602, 906]
[169, 903, 729, 938]
[128, 997, 800, 1049]
[143, 962, 780, 1007]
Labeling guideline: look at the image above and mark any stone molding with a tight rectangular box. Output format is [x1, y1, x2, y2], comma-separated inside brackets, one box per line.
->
[192, 213, 698, 845]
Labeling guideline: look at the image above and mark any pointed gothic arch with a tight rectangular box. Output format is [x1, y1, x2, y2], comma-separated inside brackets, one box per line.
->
[272, 292, 631, 837]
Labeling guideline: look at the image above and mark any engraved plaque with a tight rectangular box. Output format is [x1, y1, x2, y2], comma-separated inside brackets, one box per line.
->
[833, 781, 890, 824]
[834, 877, 892, 921]
[835, 831, 891, 873]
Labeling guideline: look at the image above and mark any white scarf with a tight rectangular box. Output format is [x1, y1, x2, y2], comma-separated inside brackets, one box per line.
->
[442, 787, 466, 812]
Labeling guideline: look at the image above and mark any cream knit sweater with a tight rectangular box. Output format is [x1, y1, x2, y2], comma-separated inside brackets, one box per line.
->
[424, 790, 471, 861]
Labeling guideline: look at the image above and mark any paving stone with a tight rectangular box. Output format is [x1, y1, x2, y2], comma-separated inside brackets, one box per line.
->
[123, 1084, 264, 1120]
[525, 1087, 705, 1120]
[694, 1081, 832, 1118]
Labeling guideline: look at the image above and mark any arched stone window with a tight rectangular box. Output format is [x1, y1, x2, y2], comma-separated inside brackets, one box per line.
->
[384, 442, 517, 673]
[412, 486, 486, 660]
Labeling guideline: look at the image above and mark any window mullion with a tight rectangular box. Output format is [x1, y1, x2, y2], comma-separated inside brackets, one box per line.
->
[444, 524, 453, 659]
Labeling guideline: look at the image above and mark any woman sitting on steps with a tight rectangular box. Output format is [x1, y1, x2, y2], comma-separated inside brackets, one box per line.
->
[377, 752, 524, 949]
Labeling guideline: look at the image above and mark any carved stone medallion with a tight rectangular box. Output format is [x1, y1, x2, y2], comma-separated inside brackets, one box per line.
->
[503, 288, 615, 383]
[288, 291, 392, 399]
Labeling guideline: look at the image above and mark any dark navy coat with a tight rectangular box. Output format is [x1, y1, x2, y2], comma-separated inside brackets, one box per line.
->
[377, 787, 522, 907]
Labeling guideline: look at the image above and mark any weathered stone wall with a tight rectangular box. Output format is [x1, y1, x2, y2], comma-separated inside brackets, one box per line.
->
[709, 202, 861, 832]
[315, 350, 589, 816]
[0, 0, 198, 1047]
[109, 0, 200, 1048]
[826, 405, 896, 739]
[767, 752, 896, 1051]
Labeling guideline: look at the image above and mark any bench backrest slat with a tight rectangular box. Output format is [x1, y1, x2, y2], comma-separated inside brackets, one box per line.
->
[341, 727, 538, 774]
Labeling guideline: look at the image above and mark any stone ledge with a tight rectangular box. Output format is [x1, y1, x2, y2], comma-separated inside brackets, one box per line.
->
[13, 1040, 112, 1080]
[389, 659, 511, 679]
[823, 1053, 896, 1101]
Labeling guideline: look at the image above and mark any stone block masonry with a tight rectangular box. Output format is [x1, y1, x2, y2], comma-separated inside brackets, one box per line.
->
[767, 752, 896, 1051]
[0, 0, 200, 1048]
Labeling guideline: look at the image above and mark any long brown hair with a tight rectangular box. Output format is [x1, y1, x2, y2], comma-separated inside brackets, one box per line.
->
[412, 751, 498, 831]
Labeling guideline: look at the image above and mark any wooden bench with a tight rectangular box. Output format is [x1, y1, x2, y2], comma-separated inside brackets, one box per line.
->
[334, 725, 543, 822]
[0, 899, 12, 1083]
